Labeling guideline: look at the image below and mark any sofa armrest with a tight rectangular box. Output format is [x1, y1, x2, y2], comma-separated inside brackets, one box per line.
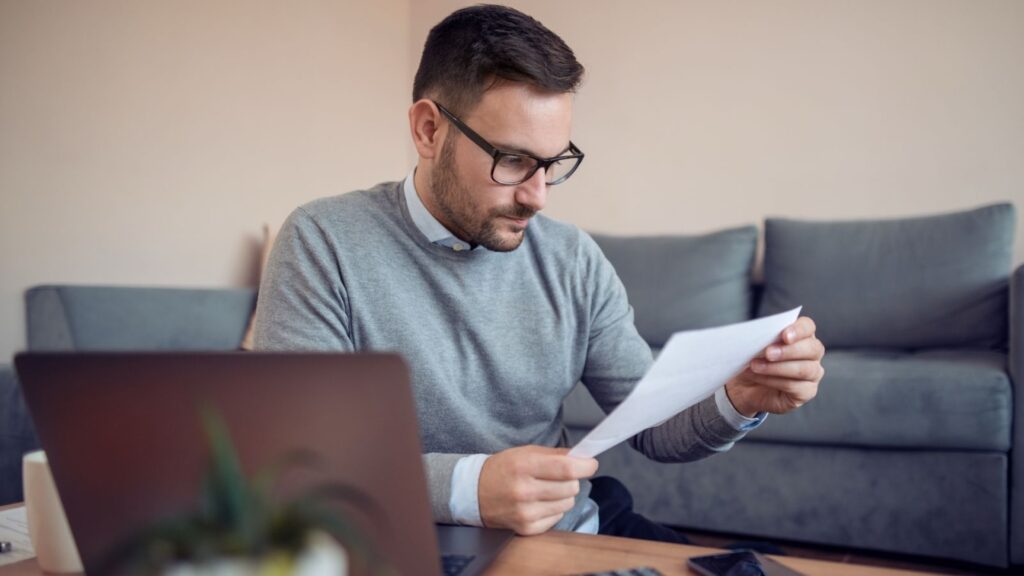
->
[1011, 263, 1024, 564]
[0, 365, 39, 505]
[1013, 263, 1024, 398]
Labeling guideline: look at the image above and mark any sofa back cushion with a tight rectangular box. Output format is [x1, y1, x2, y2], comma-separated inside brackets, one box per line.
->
[26, 285, 256, 351]
[592, 226, 758, 347]
[759, 203, 1015, 349]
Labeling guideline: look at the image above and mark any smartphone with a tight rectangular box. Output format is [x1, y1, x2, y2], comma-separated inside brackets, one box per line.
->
[687, 550, 804, 576]
[577, 568, 663, 576]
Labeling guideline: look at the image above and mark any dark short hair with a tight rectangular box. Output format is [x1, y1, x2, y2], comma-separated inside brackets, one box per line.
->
[412, 4, 584, 116]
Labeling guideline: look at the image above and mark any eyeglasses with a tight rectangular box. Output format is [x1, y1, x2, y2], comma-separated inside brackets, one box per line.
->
[433, 101, 585, 186]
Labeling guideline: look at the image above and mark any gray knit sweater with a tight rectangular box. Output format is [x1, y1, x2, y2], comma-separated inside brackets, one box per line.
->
[252, 181, 747, 527]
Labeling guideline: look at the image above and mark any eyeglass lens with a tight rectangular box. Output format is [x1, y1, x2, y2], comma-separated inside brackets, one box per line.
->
[493, 154, 579, 185]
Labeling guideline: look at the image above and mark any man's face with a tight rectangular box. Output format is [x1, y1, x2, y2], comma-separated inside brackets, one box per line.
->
[428, 83, 574, 252]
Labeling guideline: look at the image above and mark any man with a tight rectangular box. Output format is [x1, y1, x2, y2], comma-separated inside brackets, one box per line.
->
[253, 4, 824, 541]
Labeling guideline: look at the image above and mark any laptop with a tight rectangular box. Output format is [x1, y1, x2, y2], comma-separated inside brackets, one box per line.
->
[15, 352, 513, 575]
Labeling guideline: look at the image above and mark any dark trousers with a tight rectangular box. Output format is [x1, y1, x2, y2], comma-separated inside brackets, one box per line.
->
[590, 476, 690, 544]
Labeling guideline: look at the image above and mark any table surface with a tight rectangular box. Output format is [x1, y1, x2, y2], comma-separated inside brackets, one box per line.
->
[485, 530, 935, 575]
[0, 503, 937, 575]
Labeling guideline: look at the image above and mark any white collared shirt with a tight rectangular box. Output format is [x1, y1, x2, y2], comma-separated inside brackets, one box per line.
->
[404, 171, 476, 253]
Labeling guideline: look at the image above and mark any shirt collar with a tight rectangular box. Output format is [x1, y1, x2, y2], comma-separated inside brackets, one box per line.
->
[403, 170, 476, 252]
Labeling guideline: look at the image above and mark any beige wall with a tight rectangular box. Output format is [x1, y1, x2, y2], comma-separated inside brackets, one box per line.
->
[0, 0, 412, 360]
[3, 1, 1023, 361]
[413, 0, 1024, 260]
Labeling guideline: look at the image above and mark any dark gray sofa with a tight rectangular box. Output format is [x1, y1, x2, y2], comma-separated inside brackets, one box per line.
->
[2, 203, 1019, 568]
[0, 364, 38, 504]
[0, 287, 256, 505]
[569, 203, 1020, 568]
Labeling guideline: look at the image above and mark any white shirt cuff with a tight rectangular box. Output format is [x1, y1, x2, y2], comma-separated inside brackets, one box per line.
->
[448, 454, 490, 526]
[715, 386, 767, 431]
[575, 498, 600, 534]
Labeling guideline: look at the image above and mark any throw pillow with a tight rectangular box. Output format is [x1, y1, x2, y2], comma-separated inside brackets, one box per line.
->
[240, 223, 278, 351]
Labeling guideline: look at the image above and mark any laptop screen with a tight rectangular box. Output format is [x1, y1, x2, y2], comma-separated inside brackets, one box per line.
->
[17, 352, 444, 575]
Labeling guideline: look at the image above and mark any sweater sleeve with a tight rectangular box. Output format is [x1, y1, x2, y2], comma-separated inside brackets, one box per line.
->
[422, 453, 465, 524]
[576, 231, 749, 462]
[252, 207, 354, 351]
[252, 206, 466, 523]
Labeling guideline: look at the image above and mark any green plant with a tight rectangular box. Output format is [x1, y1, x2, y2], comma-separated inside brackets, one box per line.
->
[109, 407, 392, 575]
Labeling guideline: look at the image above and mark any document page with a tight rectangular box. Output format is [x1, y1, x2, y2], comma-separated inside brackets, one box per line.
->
[569, 307, 802, 458]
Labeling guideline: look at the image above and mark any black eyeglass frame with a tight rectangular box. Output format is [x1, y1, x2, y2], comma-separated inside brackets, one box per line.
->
[433, 101, 585, 186]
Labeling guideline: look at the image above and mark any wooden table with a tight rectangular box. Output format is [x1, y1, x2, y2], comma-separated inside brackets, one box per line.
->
[485, 530, 935, 575]
[1, 503, 937, 575]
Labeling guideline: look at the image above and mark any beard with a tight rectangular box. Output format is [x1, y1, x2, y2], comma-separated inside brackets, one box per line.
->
[429, 136, 535, 252]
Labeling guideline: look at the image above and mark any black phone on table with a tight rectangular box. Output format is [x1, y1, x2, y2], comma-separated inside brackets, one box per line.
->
[687, 550, 804, 576]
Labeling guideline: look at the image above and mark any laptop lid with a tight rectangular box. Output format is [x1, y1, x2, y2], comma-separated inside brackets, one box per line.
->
[15, 352, 444, 575]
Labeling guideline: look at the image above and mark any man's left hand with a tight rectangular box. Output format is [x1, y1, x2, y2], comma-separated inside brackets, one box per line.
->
[725, 316, 825, 417]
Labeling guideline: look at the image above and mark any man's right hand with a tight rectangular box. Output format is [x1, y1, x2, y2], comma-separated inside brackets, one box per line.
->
[478, 445, 599, 535]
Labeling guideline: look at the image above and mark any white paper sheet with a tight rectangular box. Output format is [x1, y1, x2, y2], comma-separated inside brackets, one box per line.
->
[0, 506, 35, 566]
[569, 306, 802, 458]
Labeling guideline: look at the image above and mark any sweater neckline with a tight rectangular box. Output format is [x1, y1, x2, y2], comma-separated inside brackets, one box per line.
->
[389, 181, 508, 263]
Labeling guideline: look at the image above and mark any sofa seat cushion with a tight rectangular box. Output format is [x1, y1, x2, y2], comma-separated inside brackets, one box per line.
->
[564, 348, 1011, 452]
[748, 348, 1012, 451]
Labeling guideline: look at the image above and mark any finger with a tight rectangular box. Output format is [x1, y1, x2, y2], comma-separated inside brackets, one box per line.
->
[528, 477, 585, 500]
[736, 373, 819, 400]
[521, 497, 577, 521]
[782, 316, 817, 344]
[507, 477, 581, 500]
[529, 454, 599, 481]
[524, 446, 571, 456]
[750, 359, 824, 381]
[764, 337, 824, 362]
[517, 510, 567, 536]
[511, 498, 576, 535]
